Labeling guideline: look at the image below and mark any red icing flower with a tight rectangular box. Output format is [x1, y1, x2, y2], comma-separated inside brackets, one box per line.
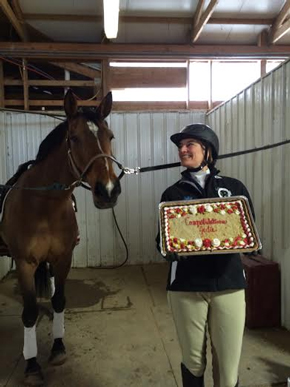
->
[198, 205, 205, 214]
[203, 238, 211, 248]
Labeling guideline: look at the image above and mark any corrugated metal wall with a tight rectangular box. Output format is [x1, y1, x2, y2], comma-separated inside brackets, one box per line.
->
[0, 109, 205, 272]
[207, 60, 290, 329]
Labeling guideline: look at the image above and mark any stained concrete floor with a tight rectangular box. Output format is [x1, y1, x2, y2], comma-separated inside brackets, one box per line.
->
[0, 263, 290, 387]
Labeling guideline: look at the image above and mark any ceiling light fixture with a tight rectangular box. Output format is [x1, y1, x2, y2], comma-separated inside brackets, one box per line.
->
[103, 0, 120, 39]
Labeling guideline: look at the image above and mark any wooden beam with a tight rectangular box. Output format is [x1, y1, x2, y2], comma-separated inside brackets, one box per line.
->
[10, 0, 29, 41]
[102, 60, 110, 97]
[271, 18, 290, 43]
[193, 0, 205, 27]
[22, 13, 273, 26]
[261, 60, 267, 77]
[4, 99, 100, 107]
[0, 60, 4, 108]
[22, 59, 29, 110]
[269, 0, 290, 43]
[110, 66, 186, 88]
[257, 29, 269, 47]
[4, 79, 97, 86]
[0, 42, 289, 60]
[0, 0, 26, 41]
[1, 99, 228, 111]
[192, 0, 219, 43]
[50, 62, 101, 80]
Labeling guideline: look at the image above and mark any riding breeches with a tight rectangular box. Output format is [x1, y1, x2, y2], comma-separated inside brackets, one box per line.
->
[168, 289, 245, 387]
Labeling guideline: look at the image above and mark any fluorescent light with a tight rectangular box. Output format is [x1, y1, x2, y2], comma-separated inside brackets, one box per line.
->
[103, 0, 119, 39]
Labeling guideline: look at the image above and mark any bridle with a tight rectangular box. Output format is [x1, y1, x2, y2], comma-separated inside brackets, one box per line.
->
[66, 131, 138, 191]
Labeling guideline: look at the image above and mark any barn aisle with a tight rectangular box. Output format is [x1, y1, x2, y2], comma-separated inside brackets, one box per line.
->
[0, 264, 289, 387]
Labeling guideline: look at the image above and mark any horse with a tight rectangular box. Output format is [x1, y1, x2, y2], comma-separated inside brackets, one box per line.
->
[0, 90, 121, 386]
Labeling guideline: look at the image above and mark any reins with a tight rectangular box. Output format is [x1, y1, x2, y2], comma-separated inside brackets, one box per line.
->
[1, 138, 289, 192]
[135, 138, 290, 174]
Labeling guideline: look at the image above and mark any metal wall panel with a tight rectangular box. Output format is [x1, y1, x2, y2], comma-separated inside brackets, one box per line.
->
[207, 60, 290, 329]
[0, 109, 205, 277]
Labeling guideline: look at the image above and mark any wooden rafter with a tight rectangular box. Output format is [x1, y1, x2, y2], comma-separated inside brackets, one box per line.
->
[10, 0, 28, 41]
[193, 0, 205, 26]
[269, 0, 290, 43]
[22, 13, 273, 26]
[50, 62, 101, 80]
[192, 0, 219, 43]
[0, 42, 289, 60]
[0, 0, 26, 41]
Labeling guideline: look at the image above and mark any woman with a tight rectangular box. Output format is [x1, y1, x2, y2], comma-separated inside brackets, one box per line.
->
[156, 124, 255, 387]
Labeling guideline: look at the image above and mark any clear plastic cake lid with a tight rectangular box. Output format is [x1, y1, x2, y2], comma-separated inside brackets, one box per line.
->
[159, 195, 262, 256]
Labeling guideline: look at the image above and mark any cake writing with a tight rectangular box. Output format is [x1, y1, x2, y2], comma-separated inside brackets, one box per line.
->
[164, 200, 255, 252]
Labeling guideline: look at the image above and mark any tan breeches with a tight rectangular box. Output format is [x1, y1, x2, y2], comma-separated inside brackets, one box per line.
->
[168, 290, 245, 387]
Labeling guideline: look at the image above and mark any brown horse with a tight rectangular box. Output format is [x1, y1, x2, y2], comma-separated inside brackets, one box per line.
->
[0, 90, 121, 386]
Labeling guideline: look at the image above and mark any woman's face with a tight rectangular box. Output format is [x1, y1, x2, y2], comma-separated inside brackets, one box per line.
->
[178, 138, 206, 169]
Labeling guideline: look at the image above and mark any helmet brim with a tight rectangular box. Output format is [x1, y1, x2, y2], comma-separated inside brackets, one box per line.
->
[170, 132, 200, 146]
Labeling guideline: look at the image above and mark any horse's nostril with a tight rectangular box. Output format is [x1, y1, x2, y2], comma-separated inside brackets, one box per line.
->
[94, 182, 107, 198]
[94, 181, 121, 200]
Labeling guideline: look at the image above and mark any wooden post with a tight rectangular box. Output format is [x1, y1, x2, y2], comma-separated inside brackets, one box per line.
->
[0, 60, 4, 108]
[102, 59, 110, 97]
[186, 60, 190, 109]
[261, 59, 267, 77]
[22, 58, 29, 110]
[208, 60, 213, 110]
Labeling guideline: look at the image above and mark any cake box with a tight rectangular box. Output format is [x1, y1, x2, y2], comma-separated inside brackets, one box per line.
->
[159, 196, 262, 256]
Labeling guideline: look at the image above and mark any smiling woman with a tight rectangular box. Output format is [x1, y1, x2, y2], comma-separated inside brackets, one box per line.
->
[156, 122, 257, 387]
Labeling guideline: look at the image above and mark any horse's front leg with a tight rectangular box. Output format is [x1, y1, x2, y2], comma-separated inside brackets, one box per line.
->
[16, 261, 44, 386]
[49, 255, 72, 366]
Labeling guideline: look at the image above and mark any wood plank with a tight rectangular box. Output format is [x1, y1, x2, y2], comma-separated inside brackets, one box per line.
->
[23, 13, 273, 26]
[4, 79, 96, 86]
[102, 59, 110, 96]
[0, 0, 26, 41]
[193, 0, 205, 27]
[192, 0, 219, 43]
[50, 62, 101, 80]
[4, 99, 212, 111]
[1, 42, 289, 60]
[269, 0, 290, 43]
[0, 60, 4, 108]
[110, 66, 186, 88]
[10, 0, 29, 41]
[271, 18, 290, 43]
[4, 99, 101, 106]
[22, 59, 29, 110]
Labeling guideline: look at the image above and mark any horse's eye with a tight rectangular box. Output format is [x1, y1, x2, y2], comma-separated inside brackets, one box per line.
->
[69, 135, 79, 143]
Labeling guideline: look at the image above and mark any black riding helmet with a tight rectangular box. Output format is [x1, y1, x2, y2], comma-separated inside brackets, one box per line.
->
[170, 124, 219, 169]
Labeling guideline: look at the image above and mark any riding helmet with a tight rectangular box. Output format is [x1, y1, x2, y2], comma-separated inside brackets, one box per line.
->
[170, 123, 219, 161]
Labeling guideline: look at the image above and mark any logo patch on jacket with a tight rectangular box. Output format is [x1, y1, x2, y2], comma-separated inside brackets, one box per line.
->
[184, 196, 194, 200]
[217, 188, 232, 197]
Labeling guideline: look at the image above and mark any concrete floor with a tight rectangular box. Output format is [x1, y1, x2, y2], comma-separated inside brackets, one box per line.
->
[0, 263, 290, 387]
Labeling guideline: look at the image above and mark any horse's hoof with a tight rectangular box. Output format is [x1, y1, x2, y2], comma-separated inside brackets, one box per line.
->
[24, 358, 44, 386]
[49, 338, 66, 366]
[48, 350, 67, 366]
[24, 370, 44, 386]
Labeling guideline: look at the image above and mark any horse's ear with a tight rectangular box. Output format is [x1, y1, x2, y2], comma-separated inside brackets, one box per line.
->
[64, 89, 78, 118]
[96, 92, 112, 119]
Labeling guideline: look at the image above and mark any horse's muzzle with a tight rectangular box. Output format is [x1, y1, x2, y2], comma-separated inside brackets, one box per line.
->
[93, 180, 121, 209]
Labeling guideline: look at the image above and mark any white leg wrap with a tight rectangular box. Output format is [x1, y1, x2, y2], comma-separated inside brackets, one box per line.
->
[50, 276, 55, 297]
[23, 325, 37, 360]
[53, 311, 65, 339]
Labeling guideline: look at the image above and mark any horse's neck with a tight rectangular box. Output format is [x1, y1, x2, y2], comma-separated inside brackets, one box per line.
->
[23, 143, 75, 188]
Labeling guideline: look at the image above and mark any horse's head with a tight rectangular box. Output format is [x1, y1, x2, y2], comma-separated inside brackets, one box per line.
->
[64, 90, 121, 209]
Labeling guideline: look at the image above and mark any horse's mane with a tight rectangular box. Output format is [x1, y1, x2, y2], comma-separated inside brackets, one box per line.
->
[35, 121, 68, 163]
